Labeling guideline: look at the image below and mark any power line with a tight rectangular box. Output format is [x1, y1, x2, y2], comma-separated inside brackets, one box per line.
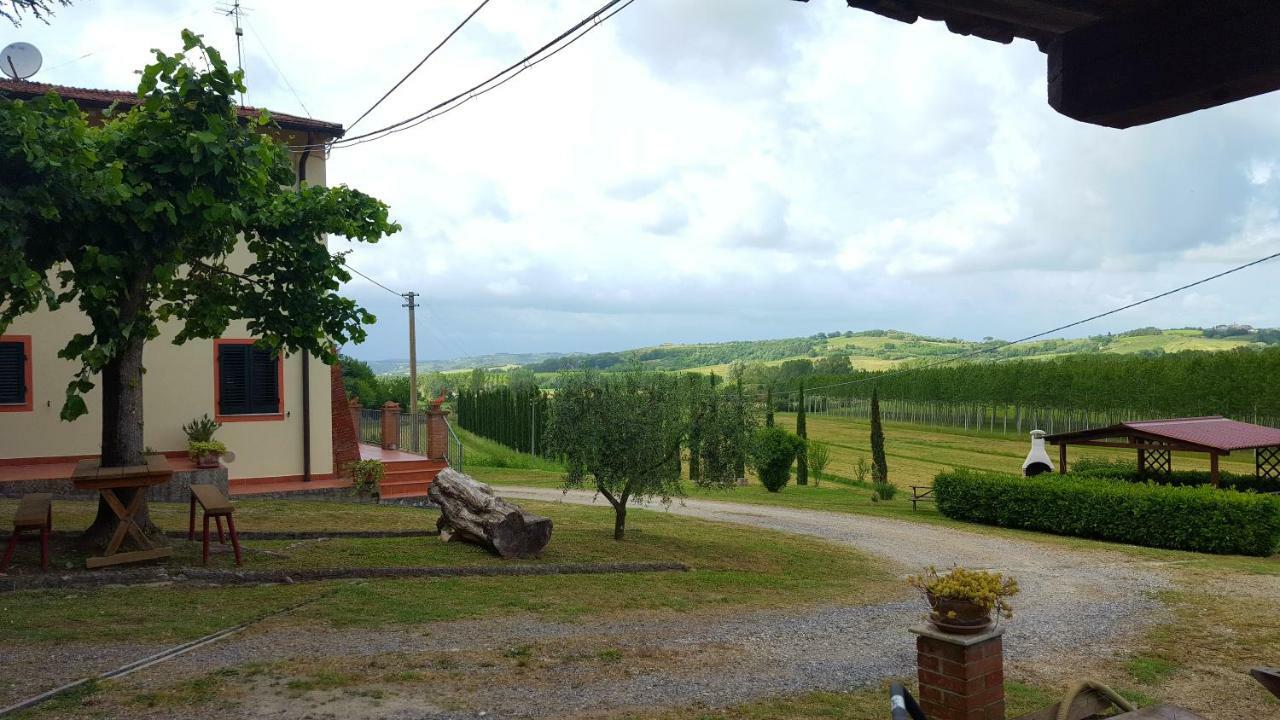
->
[342, 260, 404, 297]
[244, 19, 313, 118]
[788, 249, 1280, 395]
[290, 0, 639, 152]
[346, 0, 492, 133]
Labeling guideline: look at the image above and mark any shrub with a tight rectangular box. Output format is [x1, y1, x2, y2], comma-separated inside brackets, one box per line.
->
[908, 566, 1019, 619]
[853, 457, 871, 484]
[751, 426, 803, 492]
[182, 414, 221, 443]
[1071, 456, 1280, 494]
[872, 481, 897, 501]
[934, 468, 1280, 556]
[807, 440, 831, 486]
[187, 440, 227, 460]
[348, 459, 385, 496]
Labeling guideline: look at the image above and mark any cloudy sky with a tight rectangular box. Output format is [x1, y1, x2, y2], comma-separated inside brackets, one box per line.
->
[11, 0, 1280, 361]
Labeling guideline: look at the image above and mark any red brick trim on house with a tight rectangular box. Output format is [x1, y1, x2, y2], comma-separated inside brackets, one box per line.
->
[330, 362, 360, 477]
[213, 339, 285, 423]
[0, 335, 33, 413]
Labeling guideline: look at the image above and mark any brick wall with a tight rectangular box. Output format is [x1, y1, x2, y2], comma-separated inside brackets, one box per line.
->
[330, 363, 360, 476]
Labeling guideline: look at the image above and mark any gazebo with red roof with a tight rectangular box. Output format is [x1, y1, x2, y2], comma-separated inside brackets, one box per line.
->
[1046, 416, 1280, 487]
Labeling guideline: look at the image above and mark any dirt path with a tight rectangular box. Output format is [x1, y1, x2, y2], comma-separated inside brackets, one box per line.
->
[1, 491, 1175, 719]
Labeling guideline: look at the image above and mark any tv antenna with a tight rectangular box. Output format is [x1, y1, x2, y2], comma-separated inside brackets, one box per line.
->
[217, 0, 247, 105]
[1, 42, 42, 81]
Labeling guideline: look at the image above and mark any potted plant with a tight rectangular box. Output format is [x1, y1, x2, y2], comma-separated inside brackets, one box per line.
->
[183, 414, 227, 469]
[348, 459, 384, 500]
[908, 566, 1019, 635]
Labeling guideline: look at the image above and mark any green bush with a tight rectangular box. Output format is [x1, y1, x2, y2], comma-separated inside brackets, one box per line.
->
[1070, 456, 1280, 494]
[934, 468, 1280, 556]
[872, 481, 897, 501]
[751, 427, 803, 493]
[348, 459, 384, 496]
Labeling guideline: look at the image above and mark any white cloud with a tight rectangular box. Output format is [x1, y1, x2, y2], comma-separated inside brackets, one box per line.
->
[15, 0, 1280, 359]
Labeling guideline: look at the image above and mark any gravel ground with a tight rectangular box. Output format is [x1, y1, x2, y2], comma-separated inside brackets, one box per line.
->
[0, 490, 1174, 719]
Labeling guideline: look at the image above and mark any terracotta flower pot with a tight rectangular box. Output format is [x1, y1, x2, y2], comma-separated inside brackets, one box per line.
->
[196, 453, 222, 469]
[927, 593, 994, 635]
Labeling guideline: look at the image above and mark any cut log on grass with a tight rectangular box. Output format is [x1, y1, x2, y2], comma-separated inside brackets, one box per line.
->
[427, 469, 552, 559]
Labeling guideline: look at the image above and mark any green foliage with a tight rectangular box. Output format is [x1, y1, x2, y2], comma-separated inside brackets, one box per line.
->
[793, 347, 1280, 420]
[181, 414, 220, 443]
[546, 371, 689, 539]
[456, 385, 549, 456]
[813, 354, 852, 375]
[348, 459, 384, 496]
[751, 426, 804, 492]
[871, 482, 897, 502]
[764, 385, 775, 428]
[806, 440, 830, 485]
[1070, 456, 1280, 494]
[795, 382, 808, 486]
[853, 457, 871, 485]
[452, 428, 563, 473]
[186, 440, 227, 460]
[0, 32, 398, 430]
[934, 468, 1280, 556]
[869, 389, 888, 483]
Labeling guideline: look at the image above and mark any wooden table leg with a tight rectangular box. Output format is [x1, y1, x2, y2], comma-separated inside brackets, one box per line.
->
[85, 487, 173, 569]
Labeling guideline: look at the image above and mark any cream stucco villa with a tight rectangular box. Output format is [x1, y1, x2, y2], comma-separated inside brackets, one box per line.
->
[0, 79, 443, 499]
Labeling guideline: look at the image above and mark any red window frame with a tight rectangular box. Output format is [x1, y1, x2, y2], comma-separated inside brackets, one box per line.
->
[213, 339, 285, 422]
[0, 335, 33, 413]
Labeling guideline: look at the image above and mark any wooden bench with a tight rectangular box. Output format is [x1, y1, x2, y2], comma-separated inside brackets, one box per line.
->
[2, 493, 52, 572]
[909, 485, 934, 511]
[188, 484, 242, 566]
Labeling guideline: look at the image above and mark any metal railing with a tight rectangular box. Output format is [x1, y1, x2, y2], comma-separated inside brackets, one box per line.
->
[445, 417, 464, 472]
[358, 408, 382, 445]
[398, 410, 428, 454]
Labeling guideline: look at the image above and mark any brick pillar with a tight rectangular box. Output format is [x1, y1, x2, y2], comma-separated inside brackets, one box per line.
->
[426, 407, 449, 461]
[911, 624, 1005, 720]
[380, 401, 401, 450]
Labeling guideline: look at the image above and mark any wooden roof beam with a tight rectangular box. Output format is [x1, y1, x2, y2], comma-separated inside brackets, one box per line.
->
[1047, 0, 1280, 128]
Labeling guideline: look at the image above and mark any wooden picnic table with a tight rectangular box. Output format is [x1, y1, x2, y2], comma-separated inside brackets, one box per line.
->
[72, 455, 174, 569]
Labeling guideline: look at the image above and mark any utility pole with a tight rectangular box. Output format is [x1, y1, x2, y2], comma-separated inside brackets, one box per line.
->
[219, 0, 247, 106]
[403, 291, 420, 451]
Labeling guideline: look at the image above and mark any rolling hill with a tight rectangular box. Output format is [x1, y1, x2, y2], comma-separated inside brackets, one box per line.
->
[369, 325, 1277, 375]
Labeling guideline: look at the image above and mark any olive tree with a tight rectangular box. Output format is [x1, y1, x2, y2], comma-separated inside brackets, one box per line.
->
[0, 32, 398, 543]
[547, 371, 689, 540]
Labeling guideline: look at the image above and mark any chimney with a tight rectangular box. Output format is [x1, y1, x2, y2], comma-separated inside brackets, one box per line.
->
[1022, 430, 1054, 476]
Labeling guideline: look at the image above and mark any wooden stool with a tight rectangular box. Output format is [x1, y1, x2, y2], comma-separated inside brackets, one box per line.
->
[188, 485, 242, 566]
[2, 493, 52, 572]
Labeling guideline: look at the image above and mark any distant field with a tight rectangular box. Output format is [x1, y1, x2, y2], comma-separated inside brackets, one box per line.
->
[777, 412, 1259, 487]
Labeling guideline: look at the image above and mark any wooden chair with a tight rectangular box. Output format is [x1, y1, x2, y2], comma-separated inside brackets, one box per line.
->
[2, 493, 52, 572]
[188, 484, 242, 566]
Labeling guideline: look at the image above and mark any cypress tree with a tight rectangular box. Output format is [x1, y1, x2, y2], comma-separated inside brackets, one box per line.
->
[870, 387, 888, 483]
[765, 385, 774, 427]
[796, 381, 808, 485]
[687, 375, 702, 482]
[734, 373, 747, 481]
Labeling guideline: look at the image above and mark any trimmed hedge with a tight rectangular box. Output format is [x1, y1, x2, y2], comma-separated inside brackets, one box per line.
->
[1070, 457, 1280, 494]
[934, 469, 1280, 556]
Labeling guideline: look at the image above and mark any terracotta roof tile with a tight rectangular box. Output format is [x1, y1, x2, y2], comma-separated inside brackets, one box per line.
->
[1049, 416, 1280, 452]
[0, 78, 343, 138]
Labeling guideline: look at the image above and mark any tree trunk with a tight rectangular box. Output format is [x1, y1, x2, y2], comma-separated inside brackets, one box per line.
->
[613, 503, 626, 541]
[81, 306, 158, 550]
[428, 468, 552, 558]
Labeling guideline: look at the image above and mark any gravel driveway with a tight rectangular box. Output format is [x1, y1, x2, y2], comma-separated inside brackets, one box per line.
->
[1, 490, 1173, 719]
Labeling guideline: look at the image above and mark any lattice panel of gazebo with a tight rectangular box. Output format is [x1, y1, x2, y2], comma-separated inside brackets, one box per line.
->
[1144, 447, 1172, 477]
[1258, 447, 1280, 481]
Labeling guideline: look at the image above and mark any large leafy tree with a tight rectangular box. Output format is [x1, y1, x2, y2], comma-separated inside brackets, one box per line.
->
[0, 32, 399, 541]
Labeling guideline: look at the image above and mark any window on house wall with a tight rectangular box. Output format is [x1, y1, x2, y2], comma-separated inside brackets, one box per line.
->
[216, 342, 282, 418]
[0, 337, 31, 411]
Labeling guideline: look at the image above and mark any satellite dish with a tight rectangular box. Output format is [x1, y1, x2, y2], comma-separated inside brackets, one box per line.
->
[1, 42, 42, 81]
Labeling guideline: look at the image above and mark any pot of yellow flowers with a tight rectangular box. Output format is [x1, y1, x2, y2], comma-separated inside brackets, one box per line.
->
[908, 566, 1019, 635]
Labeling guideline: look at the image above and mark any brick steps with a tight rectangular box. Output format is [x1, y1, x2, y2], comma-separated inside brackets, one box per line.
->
[378, 462, 446, 499]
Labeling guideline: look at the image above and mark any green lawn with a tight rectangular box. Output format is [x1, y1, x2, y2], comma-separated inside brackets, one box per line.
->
[0, 498, 899, 645]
